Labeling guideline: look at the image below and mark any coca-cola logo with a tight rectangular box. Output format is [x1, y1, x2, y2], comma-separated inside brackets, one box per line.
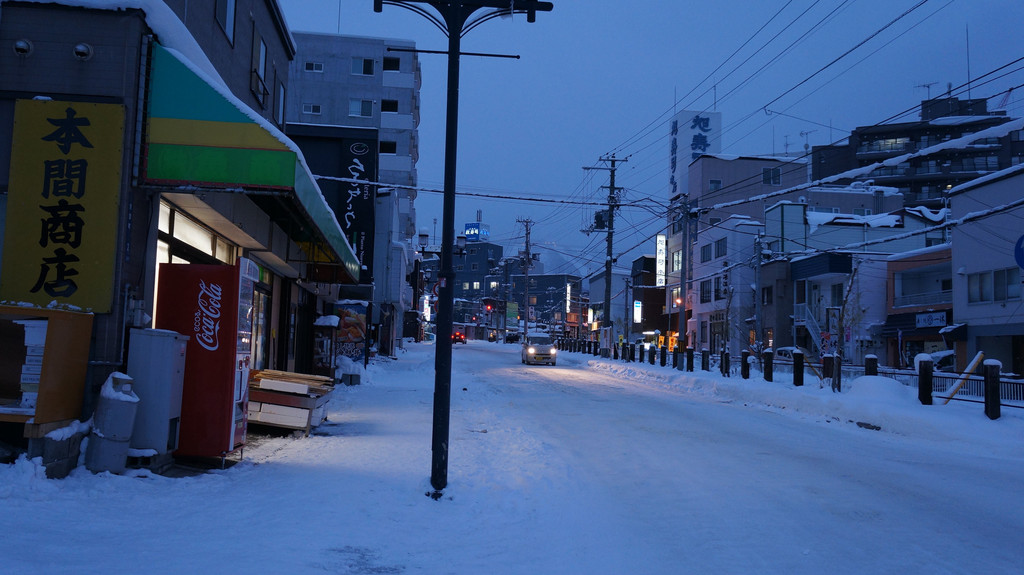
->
[194, 279, 223, 351]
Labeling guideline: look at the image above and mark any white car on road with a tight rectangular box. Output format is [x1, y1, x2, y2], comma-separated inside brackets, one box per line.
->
[522, 334, 557, 366]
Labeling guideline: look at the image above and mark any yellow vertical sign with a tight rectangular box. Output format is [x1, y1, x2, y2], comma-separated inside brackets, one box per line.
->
[1, 100, 124, 312]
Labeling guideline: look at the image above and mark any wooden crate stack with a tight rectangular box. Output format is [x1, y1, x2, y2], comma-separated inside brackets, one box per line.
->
[247, 370, 335, 434]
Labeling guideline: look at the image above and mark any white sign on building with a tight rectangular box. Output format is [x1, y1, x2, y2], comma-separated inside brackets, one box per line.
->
[668, 109, 722, 198]
[656, 234, 667, 287]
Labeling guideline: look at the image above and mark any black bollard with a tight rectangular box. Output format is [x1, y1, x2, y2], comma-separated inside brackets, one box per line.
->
[648, 345, 656, 365]
[865, 355, 878, 376]
[918, 358, 933, 405]
[721, 351, 730, 377]
[673, 346, 680, 369]
[613, 343, 619, 360]
[741, 350, 750, 379]
[792, 350, 803, 386]
[763, 350, 774, 382]
[660, 346, 668, 367]
[686, 347, 694, 372]
[701, 349, 710, 371]
[984, 361, 1001, 420]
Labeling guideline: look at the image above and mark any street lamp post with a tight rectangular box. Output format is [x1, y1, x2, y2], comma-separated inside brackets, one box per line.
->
[373, 0, 552, 493]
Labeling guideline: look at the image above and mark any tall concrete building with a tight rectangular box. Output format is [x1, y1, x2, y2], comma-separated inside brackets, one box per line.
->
[285, 32, 421, 355]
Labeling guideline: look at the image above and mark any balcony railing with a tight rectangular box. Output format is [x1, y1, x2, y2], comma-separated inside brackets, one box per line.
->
[893, 290, 953, 308]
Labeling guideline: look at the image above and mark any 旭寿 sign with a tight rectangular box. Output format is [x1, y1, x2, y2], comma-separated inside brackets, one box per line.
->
[0, 100, 124, 312]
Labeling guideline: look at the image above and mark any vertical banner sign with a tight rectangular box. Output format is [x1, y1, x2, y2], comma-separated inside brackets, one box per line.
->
[656, 233, 667, 287]
[668, 109, 722, 198]
[338, 138, 377, 285]
[1, 100, 124, 311]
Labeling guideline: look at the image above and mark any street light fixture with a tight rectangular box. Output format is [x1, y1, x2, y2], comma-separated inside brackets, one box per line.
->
[373, 0, 553, 493]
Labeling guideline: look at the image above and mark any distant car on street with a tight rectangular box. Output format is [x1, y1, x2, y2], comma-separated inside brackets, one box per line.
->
[452, 331, 467, 344]
[522, 334, 557, 366]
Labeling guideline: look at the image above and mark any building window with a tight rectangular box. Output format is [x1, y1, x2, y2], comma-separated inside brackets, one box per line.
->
[489, 281, 499, 290]
[762, 167, 781, 186]
[352, 57, 374, 75]
[302, 103, 321, 115]
[968, 271, 992, 303]
[853, 208, 872, 216]
[831, 283, 844, 307]
[379, 140, 397, 154]
[304, 61, 324, 72]
[714, 277, 724, 300]
[761, 286, 773, 306]
[462, 281, 469, 289]
[700, 244, 712, 263]
[709, 179, 722, 192]
[250, 34, 268, 106]
[671, 287, 681, 308]
[671, 249, 682, 272]
[215, 0, 236, 43]
[671, 212, 684, 234]
[473, 281, 481, 290]
[470, 263, 479, 271]
[972, 267, 1023, 302]
[381, 99, 399, 113]
[700, 280, 712, 303]
[349, 99, 372, 117]
[714, 237, 727, 258]
[275, 83, 286, 126]
[383, 57, 400, 71]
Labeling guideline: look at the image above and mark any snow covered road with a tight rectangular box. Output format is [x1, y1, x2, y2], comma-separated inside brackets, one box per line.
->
[1, 340, 1021, 574]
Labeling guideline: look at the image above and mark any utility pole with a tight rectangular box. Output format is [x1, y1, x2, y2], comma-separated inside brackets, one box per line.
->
[373, 0, 552, 494]
[624, 276, 631, 344]
[584, 154, 626, 356]
[754, 234, 763, 352]
[676, 197, 692, 348]
[518, 217, 533, 339]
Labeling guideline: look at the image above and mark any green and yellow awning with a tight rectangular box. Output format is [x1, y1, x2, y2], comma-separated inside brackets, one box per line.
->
[143, 43, 360, 283]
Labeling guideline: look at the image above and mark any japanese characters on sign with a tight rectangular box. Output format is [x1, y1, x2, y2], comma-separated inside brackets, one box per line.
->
[336, 139, 376, 285]
[1, 100, 124, 311]
[668, 110, 722, 198]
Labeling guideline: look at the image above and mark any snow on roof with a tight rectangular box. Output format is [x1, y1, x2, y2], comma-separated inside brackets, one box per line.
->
[904, 206, 948, 223]
[885, 242, 951, 261]
[929, 115, 1006, 126]
[948, 163, 1024, 196]
[698, 153, 809, 164]
[806, 211, 901, 231]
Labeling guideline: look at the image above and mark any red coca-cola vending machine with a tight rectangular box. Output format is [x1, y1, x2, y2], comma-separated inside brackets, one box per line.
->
[155, 258, 259, 459]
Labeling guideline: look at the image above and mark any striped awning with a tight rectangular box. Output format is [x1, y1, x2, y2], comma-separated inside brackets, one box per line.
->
[142, 43, 360, 283]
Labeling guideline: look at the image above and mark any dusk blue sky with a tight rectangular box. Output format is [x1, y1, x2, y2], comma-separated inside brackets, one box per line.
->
[279, 1, 1024, 277]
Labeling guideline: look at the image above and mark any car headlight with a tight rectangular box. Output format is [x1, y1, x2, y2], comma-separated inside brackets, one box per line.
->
[550, 347, 557, 355]
[527, 346, 536, 354]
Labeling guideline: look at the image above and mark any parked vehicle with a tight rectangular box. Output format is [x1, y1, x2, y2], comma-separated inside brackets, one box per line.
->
[522, 334, 557, 366]
[452, 331, 467, 344]
[774, 346, 807, 361]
